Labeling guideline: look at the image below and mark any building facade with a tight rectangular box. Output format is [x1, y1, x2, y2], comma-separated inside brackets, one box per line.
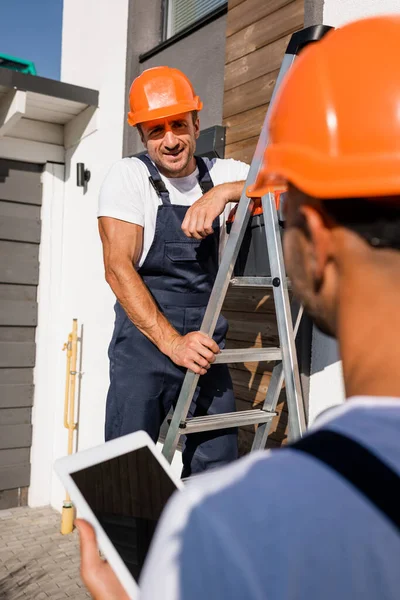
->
[0, 0, 397, 510]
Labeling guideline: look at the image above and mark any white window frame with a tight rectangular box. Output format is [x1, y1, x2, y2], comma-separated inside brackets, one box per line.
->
[165, 0, 227, 40]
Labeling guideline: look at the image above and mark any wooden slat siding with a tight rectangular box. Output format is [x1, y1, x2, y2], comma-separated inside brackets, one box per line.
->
[0, 240, 39, 285]
[225, 103, 268, 146]
[241, 431, 284, 451]
[0, 464, 31, 491]
[230, 0, 246, 8]
[223, 0, 304, 170]
[231, 374, 273, 406]
[0, 448, 30, 466]
[1, 408, 32, 426]
[0, 425, 32, 450]
[224, 34, 292, 91]
[222, 284, 289, 452]
[237, 398, 289, 456]
[224, 69, 278, 118]
[0, 168, 41, 204]
[225, 136, 259, 163]
[222, 286, 273, 311]
[226, 0, 295, 36]
[222, 0, 304, 451]
[226, 0, 304, 64]
[0, 327, 36, 342]
[0, 488, 28, 510]
[0, 199, 41, 220]
[0, 342, 36, 368]
[0, 283, 37, 301]
[0, 215, 41, 244]
[0, 300, 38, 327]
[0, 384, 34, 408]
[0, 160, 41, 506]
[0, 368, 33, 385]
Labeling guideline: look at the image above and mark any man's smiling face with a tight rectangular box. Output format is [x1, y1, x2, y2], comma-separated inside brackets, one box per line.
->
[139, 112, 200, 178]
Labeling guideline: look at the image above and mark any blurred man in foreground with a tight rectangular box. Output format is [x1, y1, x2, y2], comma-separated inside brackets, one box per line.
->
[77, 16, 400, 600]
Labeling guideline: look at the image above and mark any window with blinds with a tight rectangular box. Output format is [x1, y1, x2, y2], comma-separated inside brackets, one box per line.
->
[166, 0, 227, 39]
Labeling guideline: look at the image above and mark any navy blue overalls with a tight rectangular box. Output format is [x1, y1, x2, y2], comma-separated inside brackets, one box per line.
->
[105, 155, 238, 477]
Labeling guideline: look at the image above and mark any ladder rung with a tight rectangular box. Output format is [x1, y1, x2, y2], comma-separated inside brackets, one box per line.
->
[215, 347, 282, 364]
[180, 409, 276, 433]
[230, 277, 291, 288]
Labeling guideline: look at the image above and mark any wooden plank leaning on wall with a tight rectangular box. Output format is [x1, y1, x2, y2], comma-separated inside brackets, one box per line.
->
[221, 0, 304, 454]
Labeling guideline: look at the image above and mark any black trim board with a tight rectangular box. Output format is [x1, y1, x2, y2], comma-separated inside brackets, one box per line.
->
[195, 125, 225, 159]
[139, 3, 228, 63]
[0, 68, 99, 107]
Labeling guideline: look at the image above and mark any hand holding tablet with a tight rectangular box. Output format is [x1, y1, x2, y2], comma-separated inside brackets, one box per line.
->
[54, 431, 183, 599]
[76, 519, 130, 599]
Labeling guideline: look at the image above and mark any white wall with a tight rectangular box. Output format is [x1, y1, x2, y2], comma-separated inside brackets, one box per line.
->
[29, 0, 130, 509]
[29, 164, 66, 507]
[309, 329, 345, 425]
[308, 0, 400, 422]
[323, 0, 400, 27]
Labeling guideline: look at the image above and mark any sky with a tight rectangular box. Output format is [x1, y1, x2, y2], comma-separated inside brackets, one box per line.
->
[0, 0, 63, 80]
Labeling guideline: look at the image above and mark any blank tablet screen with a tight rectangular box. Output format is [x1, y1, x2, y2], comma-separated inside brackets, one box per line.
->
[71, 446, 178, 581]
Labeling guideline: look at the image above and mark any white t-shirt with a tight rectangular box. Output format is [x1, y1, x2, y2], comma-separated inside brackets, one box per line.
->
[98, 156, 250, 267]
[140, 397, 400, 600]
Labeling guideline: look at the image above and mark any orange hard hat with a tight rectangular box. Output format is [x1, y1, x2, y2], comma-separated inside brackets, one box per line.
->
[127, 66, 203, 127]
[248, 16, 400, 200]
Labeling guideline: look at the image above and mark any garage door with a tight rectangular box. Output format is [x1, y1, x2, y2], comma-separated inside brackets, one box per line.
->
[0, 159, 42, 509]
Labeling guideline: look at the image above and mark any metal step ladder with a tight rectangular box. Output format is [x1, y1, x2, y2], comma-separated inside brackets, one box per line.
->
[162, 25, 333, 464]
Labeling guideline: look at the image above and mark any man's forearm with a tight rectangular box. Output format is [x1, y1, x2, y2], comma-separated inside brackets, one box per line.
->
[106, 262, 179, 354]
[220, 180, 246, 203]
[181, 180, 246, 239]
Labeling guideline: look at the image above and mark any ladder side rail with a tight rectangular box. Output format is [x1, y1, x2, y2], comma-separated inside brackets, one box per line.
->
[251, 303, 303, 451]
[162, 53, 297, 463]
[199, 53, 297, 338]
[162, 372, 199, 462]
[251, 363, 284, 451]
[261, 191, 306, 440]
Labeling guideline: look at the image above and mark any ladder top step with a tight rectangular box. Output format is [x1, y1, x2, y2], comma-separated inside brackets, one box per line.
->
[215, 347, 281, 364]
[180, 409, 276, 434]
[230, 277, 292, 289]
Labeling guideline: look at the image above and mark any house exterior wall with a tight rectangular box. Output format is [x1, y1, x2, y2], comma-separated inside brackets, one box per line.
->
[123, 0, 227, 156]
[0, 161, 42, 509]
[323, 0, 400, 26]
[29, 0, 400, 510]
[221, 0, 305, 452]
[31, 0, 228, 509]
[223, 0, 304, 163]
[222, 0, 400, 437]
[28, 0, 130, 510]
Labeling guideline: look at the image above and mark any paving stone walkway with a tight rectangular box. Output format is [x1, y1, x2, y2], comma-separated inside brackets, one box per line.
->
[0, 506, 90, 599]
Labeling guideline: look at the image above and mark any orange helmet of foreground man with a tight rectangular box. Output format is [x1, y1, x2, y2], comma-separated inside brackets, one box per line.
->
[248, 16, 400, 200]
[127, 66, 203, 126]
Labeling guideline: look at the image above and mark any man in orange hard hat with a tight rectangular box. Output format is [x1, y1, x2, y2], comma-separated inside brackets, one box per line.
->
[80, 16, 400, 600]
[98, 66, 249, 476]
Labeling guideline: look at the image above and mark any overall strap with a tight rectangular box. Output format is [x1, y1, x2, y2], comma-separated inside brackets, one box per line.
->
[291, 429, 400, 533]
[195, 156, 214, 194]
[136, 154, 171, 206]
[136, 154, 214, 202]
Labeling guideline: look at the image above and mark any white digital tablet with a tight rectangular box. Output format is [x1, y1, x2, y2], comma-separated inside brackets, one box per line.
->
[54, 430, 183, 599]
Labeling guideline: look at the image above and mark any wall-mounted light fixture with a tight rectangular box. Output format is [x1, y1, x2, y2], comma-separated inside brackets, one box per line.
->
[76, 163, 91, 190]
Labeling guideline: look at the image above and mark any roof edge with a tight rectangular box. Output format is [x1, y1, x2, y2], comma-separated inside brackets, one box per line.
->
[0, 68, 99, 107]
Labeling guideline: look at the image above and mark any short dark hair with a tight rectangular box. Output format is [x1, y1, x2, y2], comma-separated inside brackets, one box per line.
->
[321, 197, 400, 250]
